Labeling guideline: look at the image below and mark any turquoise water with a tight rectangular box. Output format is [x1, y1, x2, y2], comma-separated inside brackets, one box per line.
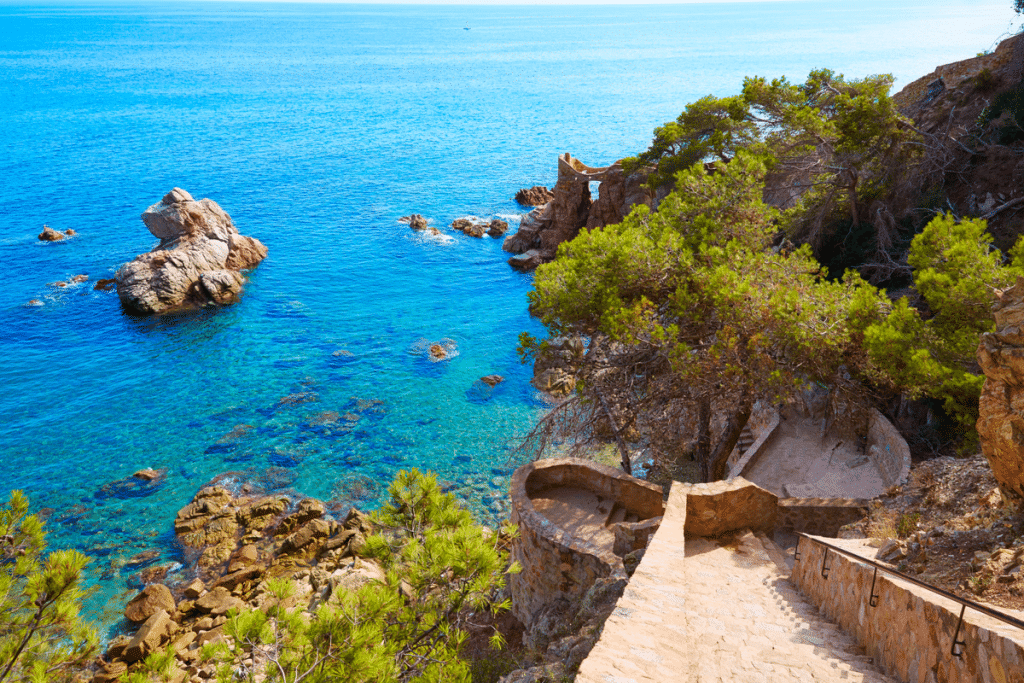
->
[0, 0, 1018, 628]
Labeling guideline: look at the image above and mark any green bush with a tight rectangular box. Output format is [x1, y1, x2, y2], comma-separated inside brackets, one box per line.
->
[973, 67, 998, 92]
[0, 490, 98, 683]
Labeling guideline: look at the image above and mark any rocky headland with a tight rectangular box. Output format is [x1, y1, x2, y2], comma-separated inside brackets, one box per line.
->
[503, 153, 653, 272]
[116, 188, 267, 315]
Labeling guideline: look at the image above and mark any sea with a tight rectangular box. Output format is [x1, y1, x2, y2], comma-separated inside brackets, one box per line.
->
[0, 0, 1018, 631]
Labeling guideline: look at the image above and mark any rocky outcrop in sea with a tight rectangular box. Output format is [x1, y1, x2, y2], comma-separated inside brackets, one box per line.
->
[116, 188, 267, 315]
[503, 154, 653, 272]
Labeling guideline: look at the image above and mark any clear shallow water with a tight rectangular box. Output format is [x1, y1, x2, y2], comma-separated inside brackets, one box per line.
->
[0, 0, 1017, 628]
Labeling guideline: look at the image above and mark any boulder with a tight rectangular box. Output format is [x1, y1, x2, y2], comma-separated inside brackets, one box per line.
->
[123, 609, 173, 662]
[133, 468, 163, 481]
[183, 579, 206, 600]
[487, 219, 509, 237]
[275, 498, 326, 536]
[480, 375, 504, 387]
[508, 250, 545, 273]
[124, 584, 176, 622]
[93, 278, 117, 291]
[327, 559, 386, 595]
[531, 368, 575, 396]
[408, 214, 429, 231]
[676, 477, 778, 537]
[194, 586, 243, 615]
[210, 564, 265, 592]
[279, 518, 331, 558]
[515, 186, 555, 206]
[38, 225, 65, 242]
[116, 188, 267, 314]
[977, 276, 1024, 510]
[198, 269, 245, 304]
[64, 229, 76, 237]
[451, 218, 486, 238]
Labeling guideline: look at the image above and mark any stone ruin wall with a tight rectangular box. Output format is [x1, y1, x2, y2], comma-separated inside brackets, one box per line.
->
[794, 537, 1024, 683]
[508, 458, 664, 628]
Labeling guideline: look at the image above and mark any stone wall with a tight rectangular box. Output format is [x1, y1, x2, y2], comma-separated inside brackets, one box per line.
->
[508, 459, 664, 628]
[868, 408, 911, 488]
[675, 477, 778, 538]
[793, 535, 1024, 683]
[776, 498, 870, 537]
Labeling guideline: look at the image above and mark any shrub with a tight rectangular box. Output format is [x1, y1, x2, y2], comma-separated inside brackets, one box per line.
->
[974, 67, 998, 92]
[983, 79, 1024, 143]
[0, 490, 98, 683]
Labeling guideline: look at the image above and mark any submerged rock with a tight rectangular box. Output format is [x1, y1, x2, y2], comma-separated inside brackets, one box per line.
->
[116, 188, 267, 314]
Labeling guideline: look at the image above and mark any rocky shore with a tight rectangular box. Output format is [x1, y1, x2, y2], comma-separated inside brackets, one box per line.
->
[92, 484, 377, 682]
[502, 153, 654, 272]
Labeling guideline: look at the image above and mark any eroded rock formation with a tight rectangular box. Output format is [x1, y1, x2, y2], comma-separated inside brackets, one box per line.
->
[976, 277, 1024, 510]
[503, 154, 653, 271]
[116, 188, 267, 314]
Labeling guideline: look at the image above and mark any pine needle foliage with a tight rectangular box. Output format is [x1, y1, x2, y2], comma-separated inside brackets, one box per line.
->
[0, 490, 98, 683]
[201, 469, 518, 683]
[621, 69, 920, 269]
[852, 214, 1024, 431]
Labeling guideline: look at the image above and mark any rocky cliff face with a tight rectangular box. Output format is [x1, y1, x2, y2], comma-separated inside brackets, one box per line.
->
[976, 277, 1024, 511]
[504, 154, 652, 271]
[116, 188, 267, 314]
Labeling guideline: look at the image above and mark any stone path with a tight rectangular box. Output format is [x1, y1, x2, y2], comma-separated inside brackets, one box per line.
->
[576, 486, 898, 683]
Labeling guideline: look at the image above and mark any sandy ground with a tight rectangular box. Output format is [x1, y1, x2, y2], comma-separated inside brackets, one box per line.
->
[530, 486, 625, 552]
[744, 415, 888, 499]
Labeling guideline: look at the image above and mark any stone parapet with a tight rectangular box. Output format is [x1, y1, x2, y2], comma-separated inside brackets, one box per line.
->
[793, 535, 1024, 683]
[676, 477, 778, 537]
[868, 408, 911, 488]
[508, 458, 664, 628]
[777, 497, 870, 537]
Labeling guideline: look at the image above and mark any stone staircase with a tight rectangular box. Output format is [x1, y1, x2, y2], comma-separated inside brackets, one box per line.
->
[575, 483, 897, 683]
[737, 424, 756, 456]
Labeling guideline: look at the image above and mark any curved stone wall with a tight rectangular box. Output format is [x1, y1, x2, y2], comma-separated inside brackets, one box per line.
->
[508, 458, 664, 628]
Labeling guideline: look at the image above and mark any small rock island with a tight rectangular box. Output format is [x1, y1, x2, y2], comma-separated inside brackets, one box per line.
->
[116, 188, 267, 315]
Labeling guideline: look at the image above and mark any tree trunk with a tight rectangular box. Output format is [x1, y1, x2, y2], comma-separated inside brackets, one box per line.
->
[695, 397, 712, 480]
[706, 396, 754, 482]
[596, 388, 632, 475]
[847, 172, 860, 227]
